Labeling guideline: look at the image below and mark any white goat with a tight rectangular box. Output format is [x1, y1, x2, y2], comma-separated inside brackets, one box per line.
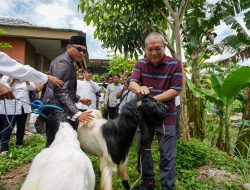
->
[21, 122, 95, 190]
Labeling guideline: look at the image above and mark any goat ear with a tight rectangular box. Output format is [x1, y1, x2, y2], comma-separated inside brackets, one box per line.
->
[136, 101, 142, 107]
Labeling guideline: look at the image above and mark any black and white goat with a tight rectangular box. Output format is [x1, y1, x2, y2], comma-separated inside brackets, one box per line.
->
[77, 97, 168, 190]
[21, 121, 95, 190]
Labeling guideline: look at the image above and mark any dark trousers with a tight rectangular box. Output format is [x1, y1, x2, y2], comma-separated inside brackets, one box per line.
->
[1, 109, 28, 152]
[176, 105, 181, 138]
[137, 124, 177, 190]
[0, 114, 5, 140]
[108, 106, 116, 119]
[45, 109, 77, 147]
[103, 106, 109, 119]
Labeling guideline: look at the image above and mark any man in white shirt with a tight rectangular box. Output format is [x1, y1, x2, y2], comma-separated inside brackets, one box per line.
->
[76, 68, 100, 111]
[175, 95, 181, 138]
[0, 76, 36, 155]
[104, 74, 123, 119]
[0, 52, 64, 100]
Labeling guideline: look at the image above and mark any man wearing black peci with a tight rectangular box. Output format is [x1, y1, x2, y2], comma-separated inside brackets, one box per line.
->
[42, 35, 93, 147]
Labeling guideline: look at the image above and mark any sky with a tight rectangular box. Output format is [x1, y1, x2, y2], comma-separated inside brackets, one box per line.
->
[0, 0, 249, 64]
[0, 0, 109, 59]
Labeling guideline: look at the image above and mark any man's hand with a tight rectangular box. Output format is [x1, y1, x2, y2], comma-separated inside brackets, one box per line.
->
[79, 98, 92, 106]
[47, 75, 64, 88]
[123, 80, 129, 90]
[104, 102, 107, 109]
[77, 111, 94, 123]
[0, 83, 15, 100]
[137, 86, 152, 96]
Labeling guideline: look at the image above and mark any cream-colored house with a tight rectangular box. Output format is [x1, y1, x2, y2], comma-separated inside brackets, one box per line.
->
[0, 17, 87, 72]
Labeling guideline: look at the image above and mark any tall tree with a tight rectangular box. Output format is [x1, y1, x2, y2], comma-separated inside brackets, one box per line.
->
[78, 0, 191, 141]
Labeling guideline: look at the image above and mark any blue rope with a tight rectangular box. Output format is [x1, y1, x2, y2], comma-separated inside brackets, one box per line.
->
[16, 99, 64, 119]
[0, 98, 64, 136]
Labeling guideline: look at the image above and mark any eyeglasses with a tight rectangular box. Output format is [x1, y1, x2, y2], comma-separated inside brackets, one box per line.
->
[72, 45, 87, 53]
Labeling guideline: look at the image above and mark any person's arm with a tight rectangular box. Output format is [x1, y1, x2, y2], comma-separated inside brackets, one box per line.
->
[129, 81, 151, 96]
[0, 52, 64, 87]
[89, 80, 100, 93]
[153, 89, 180, 102]
[116, 87, 126, 99]
[129, 60, 151, 96]
[0, 83, 14, 100]
[76, 111, 94, 123]
[104, 85, 110, 107]
[47, 75, 64, 88]
[117, 79, 128, 99]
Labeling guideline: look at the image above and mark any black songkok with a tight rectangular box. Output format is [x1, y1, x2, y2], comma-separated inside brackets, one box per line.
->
[69, 36, 86, 47]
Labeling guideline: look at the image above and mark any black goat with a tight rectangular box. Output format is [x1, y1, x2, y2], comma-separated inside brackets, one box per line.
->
[77, 97, 168, 190]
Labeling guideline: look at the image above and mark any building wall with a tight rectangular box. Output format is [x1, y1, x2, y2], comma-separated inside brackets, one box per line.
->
[25, 40, 36, 68]
[0, 36, 25, 64]
[43, 56, 51, 72]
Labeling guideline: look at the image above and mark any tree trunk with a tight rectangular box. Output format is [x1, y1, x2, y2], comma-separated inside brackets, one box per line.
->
[224, 105, 231, 154]
[174, 19, 190, 143]
[180, 80, 190, 143]
[216, 110, 225, 150]
[189, 57, 206, 139]
[235, 86, 250, 156]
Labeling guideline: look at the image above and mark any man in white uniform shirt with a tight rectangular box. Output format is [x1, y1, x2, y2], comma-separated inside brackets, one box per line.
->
[0, 76, 36, 156]
[76, 68, 100, 111]
[0, 52, 64, 100]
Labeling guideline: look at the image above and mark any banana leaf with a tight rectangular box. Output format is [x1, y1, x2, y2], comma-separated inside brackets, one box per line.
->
[221, 66, 250, 102]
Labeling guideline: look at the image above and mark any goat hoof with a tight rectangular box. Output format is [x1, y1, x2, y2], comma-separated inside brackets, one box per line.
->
[122, 180, 130, 190]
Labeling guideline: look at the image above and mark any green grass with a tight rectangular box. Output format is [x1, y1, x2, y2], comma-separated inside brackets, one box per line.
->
[0, 134, 241, 190]
[0, 134, 45, 176]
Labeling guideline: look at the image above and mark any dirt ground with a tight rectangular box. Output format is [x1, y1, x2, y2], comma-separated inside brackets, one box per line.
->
[1, 163, 30, 190]
[1, 163, 241, 190]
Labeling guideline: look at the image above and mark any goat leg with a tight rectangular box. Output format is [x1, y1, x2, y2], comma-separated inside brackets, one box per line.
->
[122, 180, 130, 190]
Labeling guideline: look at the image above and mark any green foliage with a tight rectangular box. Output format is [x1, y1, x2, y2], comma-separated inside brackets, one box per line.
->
[183, 0, 221, 60]
[107, 55, 135, 76]
[177, 139, 231, 170]
[176, 169, 238, 190]
[221, 66, 250, 103]
[245, 10, 250, 29]
[0, 134, 45, 176]
[176, 139, 237, 189]
[92, 74, 106, 83]
[0, 135, 239, 189]
[92, 55, 136, 84]
[78, 0, 169, 58]
[177, 140, 209, 170]
[0, 28, 11, 49]
[188, 66, 250, 106]
[187, 66, 250, 153]
[223, 14, 250, 49]
[0, 180, 6, 190]
[234, 143, 250, 183]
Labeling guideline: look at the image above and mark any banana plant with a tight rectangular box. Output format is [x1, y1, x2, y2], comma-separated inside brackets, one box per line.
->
[187, 66, 250, 153]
